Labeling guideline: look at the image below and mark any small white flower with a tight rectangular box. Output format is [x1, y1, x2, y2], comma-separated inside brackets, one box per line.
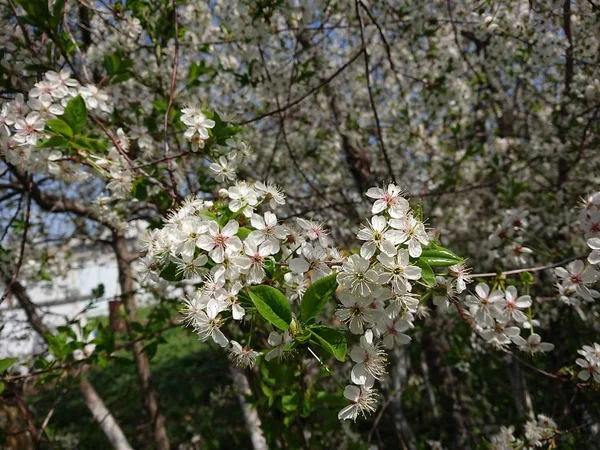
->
[296, 218, 331, 246]
[209, 156, 237, 182]
[228, 182, 259, 216]
[518, 333, 554, 354]
[229, 341, 259, 368]
[376, 317, 411, 348]
[350, 330, 387, 384]
[79, 84, 112, 113]
[173, 253, 208, 278]
[576, 356, 600, 383]
[365, 184, 409, 217]
[555, 260, 599, 301]
[356, 215, 402, 259]
[587, 238, 600, 265]
[239, 236, 274, 284]
[376, 249, 421, 294]
[465, 283, 503, 328]
[197, 220, 243, 263]
[193, 300, 229, 347]
[335, 290, 379, 335]
[255, 181, 286, 209]
[265, 331, 291, 361]
[500, 286, 532, 323]
[388, 214, 429, 257]
[448, 263, 471, 293]
[337, 378, 378, 421]
[13, 112, 45, 145]
[338, 255, 379, 297]
[249, 212, 287, 254]
[224, 281, 245, 320]
[289, 243, 331, 281]
[182, 109, 215, 139]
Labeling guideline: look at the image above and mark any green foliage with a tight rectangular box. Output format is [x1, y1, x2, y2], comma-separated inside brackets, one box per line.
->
[248, 285, 292, 331]
[160, 261, 183, 282]
[63, 95, 88, 134]
[46, 118, 73, 137]
[419, 245, 463, 267]
[0, 357, 17, 373]
[103, 51, 134, 84]
[28, 326, 251, 449]
[415, 259, 436, 287]
[300, 274, 338, 324]
[308, 326, 347, 362]
[188, 60, 216, 87]
[132, 177, 149, 201]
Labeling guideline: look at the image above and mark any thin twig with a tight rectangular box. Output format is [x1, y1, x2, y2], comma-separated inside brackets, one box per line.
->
[163, 0, 180, 196]
[307, 347, 344, 388]
[0, 175, 32, 304]
[240, 50, 364, 125]
[355, 0, 396, 184]
[470, 255, 584, 278]
[92, 117, 179, 202]
[38, 385, 70, 441]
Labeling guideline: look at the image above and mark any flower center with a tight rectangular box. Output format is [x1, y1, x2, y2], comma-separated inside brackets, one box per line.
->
[214, 233, 228, 247]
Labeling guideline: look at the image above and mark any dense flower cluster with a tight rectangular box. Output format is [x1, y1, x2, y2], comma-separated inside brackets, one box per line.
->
[575, 343, 600, 383]
[490, 414, 557, 450]
[143, 165, 472, 421]
[464, 283, 553, 353]
[0, 70, 111, 174]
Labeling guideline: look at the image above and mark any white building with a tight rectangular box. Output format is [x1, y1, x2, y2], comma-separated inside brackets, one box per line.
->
[0, 223, 148, 360]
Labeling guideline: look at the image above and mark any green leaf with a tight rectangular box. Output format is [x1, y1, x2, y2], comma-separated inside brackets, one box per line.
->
[260, 382, 274, 398]
[130, 321, 144, 334]
[36, 135, 69, 148]
[419, 256, 461, 267]
[237, 227, 252, 239]
[415, 260, 436, 287]
[300, 274, 338, 324]
[159, 262, 182, 282]
[520, 271, 534, 284]
[92, 283, 105, 299]
[0, 357, 17, 373]
[248, 286, 292, 331]
[281, 392, 300, 413]
[132, 178, 149, 201]
[63, 95, 87, 134]
[50, 0, 65, 30]
[0, 381, 4, 393]
[70, 136, 108, 152]
[46, 118, 73, 137]
[308, 326, 347, 362]
[420, 246, 462, 267]
[144, 342, 158, 360]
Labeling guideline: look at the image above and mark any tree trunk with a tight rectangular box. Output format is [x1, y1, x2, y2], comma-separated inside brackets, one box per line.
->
[229, 364, 268, 450]
[79, 379, 134, 450]
[112, 233, 170, 450]
[8, 280, 133, 450]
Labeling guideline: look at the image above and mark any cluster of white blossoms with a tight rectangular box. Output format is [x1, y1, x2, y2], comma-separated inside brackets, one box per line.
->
[180, 107, 251, 183]
[489, 414, 557, 450]
[464, 283, 553, 354]
[142, 173, 469, 421]
[0, 69, 112, 176]
[554, 192, 600, 306]
[141, 179, 292, 351]
[335, 185, 433, 421]
[181, 106, 215, 150]
[575, 343, 600, 383]
[488, 209, 533, 267]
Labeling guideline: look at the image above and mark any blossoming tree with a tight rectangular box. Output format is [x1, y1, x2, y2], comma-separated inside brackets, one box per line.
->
[1, 0, 599, 449]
